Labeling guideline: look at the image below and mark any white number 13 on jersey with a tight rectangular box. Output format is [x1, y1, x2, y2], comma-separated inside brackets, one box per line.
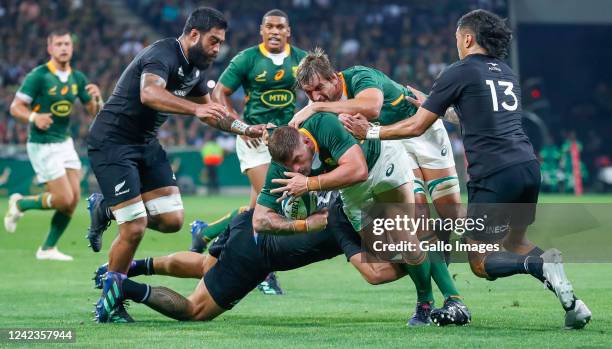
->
[485, 79, 518, 111]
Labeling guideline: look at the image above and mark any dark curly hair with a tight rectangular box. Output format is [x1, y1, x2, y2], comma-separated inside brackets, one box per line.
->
[183, 7, 227, 35]
[457, 9, 512, 59]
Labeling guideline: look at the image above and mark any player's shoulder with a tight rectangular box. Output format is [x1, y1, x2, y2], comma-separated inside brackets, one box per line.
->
[231, 45, 259, 61]
[265, 161, 290, 182]
[142, 38, 180, 60]
[149, 37, 178, 50]
[343, 65, 376, 76]
[291, 45, 308, 58]
[72, 69, 88, 81]
[302, 112, 339, 131]
[27, 64, 49, 77]
[437, 57, 481, 83]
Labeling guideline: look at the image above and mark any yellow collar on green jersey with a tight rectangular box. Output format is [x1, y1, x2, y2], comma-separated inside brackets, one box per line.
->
[258, 43, 291, 58]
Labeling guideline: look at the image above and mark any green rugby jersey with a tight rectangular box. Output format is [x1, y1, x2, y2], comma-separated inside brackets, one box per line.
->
[257, 112, 380, 211]
[17, 61, 92, 143]
[219, 43, 307, 126]
[339, 65, 418, 125]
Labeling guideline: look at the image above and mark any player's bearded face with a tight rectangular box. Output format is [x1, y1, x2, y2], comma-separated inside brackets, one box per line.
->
[303, 75, 342, 102]
[285, 142, 314, 175]
[189, 29, 225, 69]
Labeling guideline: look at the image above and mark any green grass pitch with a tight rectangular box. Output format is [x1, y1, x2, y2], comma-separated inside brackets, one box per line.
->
[0, 194, 611, 348]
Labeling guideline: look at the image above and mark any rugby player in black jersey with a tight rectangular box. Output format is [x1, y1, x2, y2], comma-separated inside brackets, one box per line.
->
[340, 9, 590, 329]
[86, 7, 265, 323]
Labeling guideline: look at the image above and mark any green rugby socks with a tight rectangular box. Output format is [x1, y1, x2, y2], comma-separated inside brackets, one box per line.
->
[42, 211, 71, 249]
[17, 193, 53, 211]
[200, 206, 249, 242]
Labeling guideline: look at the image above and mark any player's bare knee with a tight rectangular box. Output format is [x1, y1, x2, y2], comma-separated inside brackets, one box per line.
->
[121, 221, 147, 244]
[163, 213, 184, 232]
[51, 192, 73, 212]
[64, 194, 80, 214]
[190, 301, 216, 321]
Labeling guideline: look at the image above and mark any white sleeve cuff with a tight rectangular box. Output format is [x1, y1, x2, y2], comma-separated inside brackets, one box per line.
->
[16, 91, 33, 104]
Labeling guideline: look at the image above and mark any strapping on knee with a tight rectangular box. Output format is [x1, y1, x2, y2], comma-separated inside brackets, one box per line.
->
[145, 194, 184, 216]
[113, 201, 147, 225]
[413, 178, 426, 196]
[426, 176, 460, 201]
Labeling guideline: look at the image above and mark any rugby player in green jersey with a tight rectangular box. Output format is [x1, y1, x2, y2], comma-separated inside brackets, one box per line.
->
[5, 30, 103, 261]
[286, 49, 469, 326]
[252, 113, 470, 326]
[189, 9, 307, 294]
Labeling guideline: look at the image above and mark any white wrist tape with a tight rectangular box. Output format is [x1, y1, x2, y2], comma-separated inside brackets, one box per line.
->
[366, 125, 381, 139]
[230, 119, 249, 135]
[28, 113, 36, 123]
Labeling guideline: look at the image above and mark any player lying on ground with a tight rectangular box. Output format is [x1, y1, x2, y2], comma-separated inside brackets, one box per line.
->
[91, 193, 403, 321]
[286, 48, 466, 325]
[191, 9, 308, 295]
[339, 9, 590, 329]
[84, 7, 266, 323]
[92, 193, 468, 325]
[5, 30, 103, 261]
[252, 124, 470, 325]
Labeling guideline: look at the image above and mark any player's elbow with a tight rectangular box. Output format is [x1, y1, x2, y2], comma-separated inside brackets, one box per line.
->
[363, 103, 382, 120]
[140, 87, 157, 107]
[355, 164, 369, 183]
[252, 206, 268, 232]
[252, 217, 264, 232]
[9, 100, 22, 118]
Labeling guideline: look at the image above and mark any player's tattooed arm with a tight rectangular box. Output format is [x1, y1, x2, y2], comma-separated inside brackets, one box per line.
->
[203, 114, 265, 138]
[140, 73, 226, 120]
[253, 204, 329, 234]
[253, 204, 301, 235]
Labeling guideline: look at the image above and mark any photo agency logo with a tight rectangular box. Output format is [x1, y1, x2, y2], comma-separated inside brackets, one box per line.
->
[359, 203, 612, 263]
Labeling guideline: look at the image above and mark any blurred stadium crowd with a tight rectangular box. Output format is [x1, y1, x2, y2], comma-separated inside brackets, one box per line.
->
[0, 0, 610, 191]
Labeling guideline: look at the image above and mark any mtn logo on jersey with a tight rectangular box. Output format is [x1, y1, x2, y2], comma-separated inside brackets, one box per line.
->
[50, 100, 73, 117]
[487, 63, 502, 73]
[260, 89, 294, 107]
[114, 180, 130, 196]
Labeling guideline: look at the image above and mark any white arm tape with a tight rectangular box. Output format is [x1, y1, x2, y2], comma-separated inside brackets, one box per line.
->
[366, 125, 381, 139]
[114, 201, 147, 225]
[230, 119, 249, 135]
[144, 193, 184, 216]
